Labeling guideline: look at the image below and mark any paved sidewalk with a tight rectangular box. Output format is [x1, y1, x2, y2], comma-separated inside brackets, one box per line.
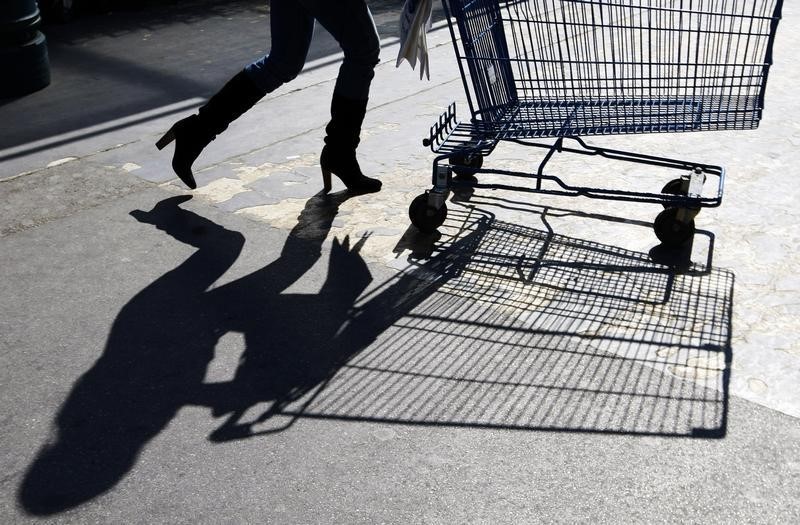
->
[63, 5, 800, 419]
[1, 1, 799, 522]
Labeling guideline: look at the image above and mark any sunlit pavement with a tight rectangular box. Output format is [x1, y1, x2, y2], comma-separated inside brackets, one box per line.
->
[1, 1, 798, 522]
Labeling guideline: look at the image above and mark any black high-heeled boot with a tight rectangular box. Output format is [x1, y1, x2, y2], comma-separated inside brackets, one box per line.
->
[156, 71, 264, 189]
[320, 94, 382, 195]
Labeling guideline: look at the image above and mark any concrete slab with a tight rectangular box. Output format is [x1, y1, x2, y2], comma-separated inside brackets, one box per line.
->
[1, 167, 798, 523]
[1, 0, 798, 522]
[150, 12, 800, 420]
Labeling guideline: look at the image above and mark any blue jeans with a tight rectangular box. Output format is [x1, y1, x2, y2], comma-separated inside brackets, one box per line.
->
[244, 0, 380, 100]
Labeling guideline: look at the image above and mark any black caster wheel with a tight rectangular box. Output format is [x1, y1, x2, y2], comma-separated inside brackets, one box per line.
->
[660, 178, 687, 208]
[661, 171, 707, 208]
[449, 153, 483, 177]
[654, 207, 695, 247]
[409, 193, 447, 233]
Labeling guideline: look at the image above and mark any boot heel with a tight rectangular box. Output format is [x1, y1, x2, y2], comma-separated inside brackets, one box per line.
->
[321, 167, 332, 193]
[156, 128, 176, 150]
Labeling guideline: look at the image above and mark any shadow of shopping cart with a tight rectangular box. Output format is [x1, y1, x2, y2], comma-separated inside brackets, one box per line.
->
[269, 204, 734, 438]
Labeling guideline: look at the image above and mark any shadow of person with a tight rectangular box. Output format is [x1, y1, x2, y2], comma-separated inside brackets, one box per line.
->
[18, 190, 366, 515]
[198, 214, 488, 440]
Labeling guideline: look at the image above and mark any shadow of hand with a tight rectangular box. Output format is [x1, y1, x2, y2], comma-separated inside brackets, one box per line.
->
[324, 234, 373, 294]
[130, 195, 241, 249]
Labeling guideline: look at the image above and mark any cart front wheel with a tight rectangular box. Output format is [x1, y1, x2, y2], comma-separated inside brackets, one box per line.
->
[409, 193, 447, 233]
[449, 153, 483, 177]
[654, 208, 695, 246]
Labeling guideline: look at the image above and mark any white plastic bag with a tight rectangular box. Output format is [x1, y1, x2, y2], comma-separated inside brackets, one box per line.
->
[396, 0, 434, 80]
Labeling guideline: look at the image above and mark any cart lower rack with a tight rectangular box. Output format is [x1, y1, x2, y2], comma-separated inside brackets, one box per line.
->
[409, 0, 783, 246]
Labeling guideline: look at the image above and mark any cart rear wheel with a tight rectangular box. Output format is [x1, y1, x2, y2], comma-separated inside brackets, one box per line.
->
[660, 178, 687, 208]
[449, 153, 483, 177]
[654, 208, 695, 246]
[409, 193, 447, 233]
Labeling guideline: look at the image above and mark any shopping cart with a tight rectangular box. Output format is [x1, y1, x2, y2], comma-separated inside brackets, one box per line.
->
[409, 0, 783, 245]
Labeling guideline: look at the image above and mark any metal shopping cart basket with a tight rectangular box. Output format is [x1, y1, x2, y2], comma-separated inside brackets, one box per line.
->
[409, 0, 783, 245]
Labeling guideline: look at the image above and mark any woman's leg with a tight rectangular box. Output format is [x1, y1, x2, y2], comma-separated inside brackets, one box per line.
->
[158, 0, 315, 189]
[244, 0, 315, 93]
[298, 0, 380, 100]
[300, 0, 382, 194]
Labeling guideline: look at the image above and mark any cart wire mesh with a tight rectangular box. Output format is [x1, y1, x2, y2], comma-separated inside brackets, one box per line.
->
[447, 0, 783, 138]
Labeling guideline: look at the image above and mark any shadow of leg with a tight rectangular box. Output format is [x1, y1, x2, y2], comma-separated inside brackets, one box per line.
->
[18, 196, 244, 515]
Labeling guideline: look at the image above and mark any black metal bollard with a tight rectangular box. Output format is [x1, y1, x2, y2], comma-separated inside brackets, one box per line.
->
[0, 0, 51, 98]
